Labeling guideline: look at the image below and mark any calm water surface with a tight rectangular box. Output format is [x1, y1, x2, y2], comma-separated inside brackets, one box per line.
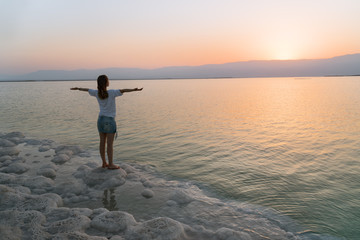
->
[1, 77, 359, 239]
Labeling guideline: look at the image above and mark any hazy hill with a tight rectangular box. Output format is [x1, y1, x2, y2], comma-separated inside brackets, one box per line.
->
[1, 53, 359, 81]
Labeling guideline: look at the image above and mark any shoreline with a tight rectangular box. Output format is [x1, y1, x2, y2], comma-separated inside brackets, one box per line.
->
[1, 75, 360, 83]
[0, 131, 339, 239]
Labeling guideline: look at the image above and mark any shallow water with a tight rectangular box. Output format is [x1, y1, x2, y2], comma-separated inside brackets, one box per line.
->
[1, 77, 359, 239]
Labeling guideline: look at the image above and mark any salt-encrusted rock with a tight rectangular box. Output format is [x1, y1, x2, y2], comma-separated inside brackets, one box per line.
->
[4, 132, 25, 144]
[91, 211, 137, 233]
[53, 232, 108, 240]
[141, 189, 154, 199]
[79, 152, 92, 157]
[69, 207, 93, 218]
[5, 132, 25, 139]
[0, 160, 12, 168]
[0, 224, 22, 240]
[37, 163, 58, 179]
[3, 162, 29, 174]
[0, 147, 20, 157]
[51, 145, 82, 166]
[166, 200, 177, 207]
[0, 173, 16, 184]
[110, 236, 125, 240]
[55, 145, 84, 156]
[0, 185, 19, 211]
[51, 153, 70, 164]
[0, 139, 16, 147]
[58, 150, 74, 158]
[0, 185, 62, 212]
[7, 157, 26, 165]
[169, 189, 194, 205]
[46, 215, 91, 234]
[40, 139, 55, 146]
[42, 193, 63, 207]
[91, 208, 109, 217]
[0, 155, 12, 163]
[39, 145, 51, 152]
[125, 173, 140, 180]
[119, 163, 136, 174]
[11, 185, 31, 194]
[25, 139, 42, 145]
[18, 175, 55, 191]
[0, 184, 16, 194]
[79, 166, 127, 189]
[215, 227, 252, 240]
[0, 156, 12, 168]
[0, 132, 308, 240]
[73, 164, 92, 179]
[54, 179, 87, 197]
[37, 168, 56, 179]
[14, 195, 59, 212]
[142, 180, 154, 188]
[45, 207, 73, 223]
[41, 163, 59, 171]
[0, 210, 49, 239]
[127, 217, 186, 240]
[103, 176, 127, 189]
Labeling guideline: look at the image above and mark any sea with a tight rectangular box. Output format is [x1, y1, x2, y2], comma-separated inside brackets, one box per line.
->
[1, 77, 359, 239]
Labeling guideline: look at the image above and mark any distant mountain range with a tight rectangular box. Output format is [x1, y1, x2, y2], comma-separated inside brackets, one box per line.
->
[1, 53, 360, 81]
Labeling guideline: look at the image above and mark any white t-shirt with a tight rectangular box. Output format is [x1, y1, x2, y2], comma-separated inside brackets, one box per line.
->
[88, 89, 123, 118]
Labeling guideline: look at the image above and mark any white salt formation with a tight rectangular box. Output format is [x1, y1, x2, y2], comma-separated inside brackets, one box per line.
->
[0, 132, 339, 239]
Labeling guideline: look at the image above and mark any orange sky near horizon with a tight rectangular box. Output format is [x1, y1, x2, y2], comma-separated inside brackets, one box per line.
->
[1, 0, 360, 74]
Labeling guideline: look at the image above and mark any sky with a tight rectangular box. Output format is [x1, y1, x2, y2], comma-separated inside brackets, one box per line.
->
[1, 0, 360, 75]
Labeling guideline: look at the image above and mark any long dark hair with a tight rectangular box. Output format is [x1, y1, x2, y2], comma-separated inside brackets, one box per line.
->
[97, 75, 109, 99]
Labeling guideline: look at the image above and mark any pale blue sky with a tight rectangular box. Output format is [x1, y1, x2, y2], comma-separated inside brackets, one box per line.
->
[1, 0, 360, 74]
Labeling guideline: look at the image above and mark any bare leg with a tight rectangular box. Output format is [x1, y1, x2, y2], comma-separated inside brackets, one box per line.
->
[99, 132, 108, 168]
[106, 133, 119, 169]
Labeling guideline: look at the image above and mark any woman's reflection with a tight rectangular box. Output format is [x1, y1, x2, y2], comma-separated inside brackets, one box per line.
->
[103, 188, 118, 211]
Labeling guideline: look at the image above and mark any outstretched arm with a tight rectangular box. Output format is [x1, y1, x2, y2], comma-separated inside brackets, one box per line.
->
[70, 87, 89, 92]
[120, 88, 143, 93]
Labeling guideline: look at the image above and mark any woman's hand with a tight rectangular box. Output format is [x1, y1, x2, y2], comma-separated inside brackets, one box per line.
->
[120, 88, 143, 93]
[70, 87, 89, 91]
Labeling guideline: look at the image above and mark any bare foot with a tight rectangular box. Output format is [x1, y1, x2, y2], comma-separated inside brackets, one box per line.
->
[108, 164, 120, 170]
[102, 163, 109, 168]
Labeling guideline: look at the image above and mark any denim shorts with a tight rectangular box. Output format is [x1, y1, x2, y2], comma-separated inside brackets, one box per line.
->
[97, 116, 117, 133]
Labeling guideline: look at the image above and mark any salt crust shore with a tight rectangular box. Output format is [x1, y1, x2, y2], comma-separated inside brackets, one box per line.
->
[0, 132, 338, 240]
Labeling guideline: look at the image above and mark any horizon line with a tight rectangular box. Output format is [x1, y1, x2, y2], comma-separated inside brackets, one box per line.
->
[2, 52, 360, 77]
[1, 75, 360, 83]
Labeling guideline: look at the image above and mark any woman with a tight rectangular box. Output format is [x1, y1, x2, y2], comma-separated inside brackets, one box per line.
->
[71, 75, 143, 169]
